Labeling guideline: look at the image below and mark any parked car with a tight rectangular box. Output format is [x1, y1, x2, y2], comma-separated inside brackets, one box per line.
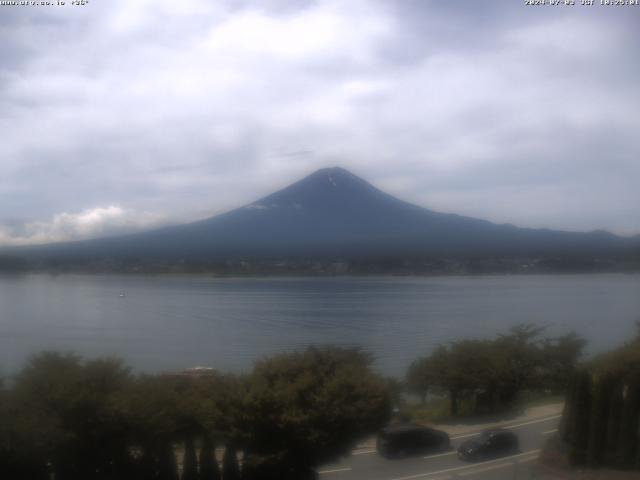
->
[457, 429, 519, 461]
[376, 424, 451, 459]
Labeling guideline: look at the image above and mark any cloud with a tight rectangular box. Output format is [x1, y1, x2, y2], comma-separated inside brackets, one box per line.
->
[0, 0, 638, 239]
[0, 207, 168, 246]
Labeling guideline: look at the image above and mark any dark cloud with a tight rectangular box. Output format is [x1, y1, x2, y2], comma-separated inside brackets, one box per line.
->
[0, 0, 638, 244]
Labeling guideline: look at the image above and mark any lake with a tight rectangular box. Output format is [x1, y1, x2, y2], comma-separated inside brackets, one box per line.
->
[1, 273, 639, 377]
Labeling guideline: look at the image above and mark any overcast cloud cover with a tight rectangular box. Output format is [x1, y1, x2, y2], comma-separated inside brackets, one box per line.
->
[0, 0, 638, 245]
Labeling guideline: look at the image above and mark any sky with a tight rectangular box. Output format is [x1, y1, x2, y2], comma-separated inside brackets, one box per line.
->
[1, 0, 639, 245]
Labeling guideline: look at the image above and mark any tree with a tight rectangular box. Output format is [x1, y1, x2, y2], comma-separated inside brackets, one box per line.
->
[157, 442, 179, 480]
[586, 374, 615, 467]
[494, 324, 546, 403]
[541, 332, 586, 393]
[121, 376, 173, 469]
[0, 375, 50, 480]
[222, 445, 240, 480]
[182, 436, 199, 480]
[409, 341, 499, 415]
[406, 358, 435, 405]
[560, 373, 576, 443]
[198, 435, 220, 480]
[604, 381, 624, 465]
[567, 370, 592, 465]
[1, 353, 243, 480]
[617, 377, 640, 468]
[408, 325, 586, 418]
[237, 346, 390, 478]
[559, 330, 640, 470]
[384, 377, 406, 408]
[9, 352, 133, 480]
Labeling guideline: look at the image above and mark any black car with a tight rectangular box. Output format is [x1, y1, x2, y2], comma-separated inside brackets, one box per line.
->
[457, 429, 519, 461]
[376, 424, 451, 459]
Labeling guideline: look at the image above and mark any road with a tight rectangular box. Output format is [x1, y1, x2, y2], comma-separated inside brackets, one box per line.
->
[317, 414, 560, 480]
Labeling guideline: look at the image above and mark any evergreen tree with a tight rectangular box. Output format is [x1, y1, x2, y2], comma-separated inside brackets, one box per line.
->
[605, 381, 624, 465]
[222, 445, 240, 480]
[182, 436, 199, 480]
[617, 377, 640, 468]
[199, 435, 220, 480]
[586, 375, 614, 467]
[560, 374, 576, 443]
[558, 329, 640, 471]
[157, 442, 179, 480]
[138, 448, 158, 480]
[568, 370, 592, 465]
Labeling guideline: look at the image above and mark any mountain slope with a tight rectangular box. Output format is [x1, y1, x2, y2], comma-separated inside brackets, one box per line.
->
[6, 167, 639, 261]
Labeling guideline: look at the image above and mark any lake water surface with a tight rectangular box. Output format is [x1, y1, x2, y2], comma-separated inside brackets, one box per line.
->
[1, 274, 639, 376]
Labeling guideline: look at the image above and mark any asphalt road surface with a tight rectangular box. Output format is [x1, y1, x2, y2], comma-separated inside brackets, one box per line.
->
[317, 414, 561, 480]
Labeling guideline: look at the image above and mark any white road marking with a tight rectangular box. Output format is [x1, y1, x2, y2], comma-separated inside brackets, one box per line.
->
[501, 415, 561, 430]
[388, 450, 541, 480]
[450, 414, 561, 440]
[458, 462, 513, 477]
[543, 429, 558, 435]
[450, 431, 481, 440]
[423, 451, 457, 460]
[318, 467, 353, 475]
[457, 453, 539, 477]
[352, 449, 376, 456]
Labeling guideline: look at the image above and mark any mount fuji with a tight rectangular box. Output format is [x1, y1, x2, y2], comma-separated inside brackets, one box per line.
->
[5, 167, 638, 264]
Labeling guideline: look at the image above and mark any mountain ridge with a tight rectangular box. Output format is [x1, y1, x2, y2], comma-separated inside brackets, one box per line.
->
[2, 167, 639, 268]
